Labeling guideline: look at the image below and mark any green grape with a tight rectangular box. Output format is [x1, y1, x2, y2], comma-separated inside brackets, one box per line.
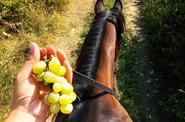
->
[53, 75, 67, 84]
[53, 82, 63, 92]
[55, 66, 66, 76]
[44, 71, 55, 83]
[49, 56, 61, 74]
[53, 75, 67, 83]
[59, 94, 72, 106]
[69, 92, 77, 102]
[49, 103, 60, 114]
[32, 61, 46, 74]
[61, 82, 73, 94]
[36, 72, 45, 82]
[43, 94, 50, 106]
[60, 104, 73, 114]
[48, 92, 60, 104]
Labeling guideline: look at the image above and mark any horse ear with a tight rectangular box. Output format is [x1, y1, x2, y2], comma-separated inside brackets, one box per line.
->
[94, 0, 104, 14]
[113, 0, 123, 11]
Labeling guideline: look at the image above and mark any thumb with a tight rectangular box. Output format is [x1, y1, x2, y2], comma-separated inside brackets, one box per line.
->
[16, 42, 40, 81]
[29, 42, 40, 62]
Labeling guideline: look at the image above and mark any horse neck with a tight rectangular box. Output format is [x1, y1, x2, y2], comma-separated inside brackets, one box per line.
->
[95, 21, 117, 90]
[74, 14, 106, 97]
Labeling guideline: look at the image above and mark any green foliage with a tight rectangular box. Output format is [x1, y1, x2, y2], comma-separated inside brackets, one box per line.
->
[0, 0, 68, 35]
[141, 0, 185, 121]
[118, 33, 141, 121]
[104, 0, 114, 9]
[143, 0, 185, 81]
[118, 0, 185, 121]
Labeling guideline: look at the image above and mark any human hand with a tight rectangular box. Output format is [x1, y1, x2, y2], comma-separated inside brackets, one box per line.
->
[6, 42, 72, 122]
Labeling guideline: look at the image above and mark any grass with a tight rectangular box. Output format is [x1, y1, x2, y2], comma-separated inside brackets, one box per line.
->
[123, 0, 141, 37]
[118, 0, 185, 121]
[0, 0, 94, 121]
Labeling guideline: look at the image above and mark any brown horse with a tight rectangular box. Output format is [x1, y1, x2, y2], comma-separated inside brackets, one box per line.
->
[55, 0, 132, 121]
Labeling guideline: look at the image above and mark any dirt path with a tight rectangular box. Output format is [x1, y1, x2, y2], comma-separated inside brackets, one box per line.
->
[123, 0, 141, 38]
[120, 0, 160, 121]
[51, 0, 94, 65]
[121, 0, 161, 121]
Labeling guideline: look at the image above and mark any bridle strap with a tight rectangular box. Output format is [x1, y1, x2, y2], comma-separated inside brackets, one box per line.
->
[106, 16, 123, 42]
[73, 70, 116, 96]
[106, 8, 125, 44]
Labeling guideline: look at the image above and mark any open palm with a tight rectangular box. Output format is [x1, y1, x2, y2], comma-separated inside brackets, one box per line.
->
[7, 42, 72, 122]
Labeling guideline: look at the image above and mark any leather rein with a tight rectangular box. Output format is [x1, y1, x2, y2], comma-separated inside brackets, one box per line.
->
[73, 70, 116, 97]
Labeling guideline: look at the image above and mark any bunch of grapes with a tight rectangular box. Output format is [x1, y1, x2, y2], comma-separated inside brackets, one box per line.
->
[32, 56, 76, 114]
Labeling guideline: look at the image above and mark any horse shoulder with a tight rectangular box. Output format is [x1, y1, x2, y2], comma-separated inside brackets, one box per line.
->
[90, 94, 132, 122]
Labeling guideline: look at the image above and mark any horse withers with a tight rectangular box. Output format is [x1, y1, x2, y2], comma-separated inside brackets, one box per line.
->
[55, 0, 132, 121]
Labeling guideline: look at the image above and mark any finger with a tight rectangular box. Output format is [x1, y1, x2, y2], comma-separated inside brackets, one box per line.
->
[16, 42, 40, 81]
[46, 46, 56, 59]
[56, 49, 72, 83]
[63, 60, 73, 83]
[40, 48, 47, 56]
[40, 48, 47, 60]
[56, 49, 67, 64]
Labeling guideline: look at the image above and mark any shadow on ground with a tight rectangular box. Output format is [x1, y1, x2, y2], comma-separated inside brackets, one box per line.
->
[118, 0, 185, 121]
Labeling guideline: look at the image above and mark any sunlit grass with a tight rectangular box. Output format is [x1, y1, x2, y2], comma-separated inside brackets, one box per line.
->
[0, 38, 29, 120]
[123, 0, 141, 38]
[0, 0, 94, 121]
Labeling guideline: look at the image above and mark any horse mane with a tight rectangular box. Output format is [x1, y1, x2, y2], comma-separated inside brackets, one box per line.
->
[74, 8, 124, 98]
[55, 8, 124, 122]
[73, 12, 108, 98]
[75, 12, 107, 78]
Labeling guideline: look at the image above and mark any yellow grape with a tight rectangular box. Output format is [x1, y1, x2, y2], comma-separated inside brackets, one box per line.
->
[60, 104, 73, 114]
[61, 82, 73, 94]
[53, 82, 63, 92]
[69, 92, 77, 102]
[49, 56, 61, 74]
[55, 66, 66, 76]
[48, 92, 60, 104]
[53, 75, 67, 84]
[49, 103, 60, 114]
[59, 94, 72, 106]
[43, 94, 50, 106]
[44, 71, 55, 83]
[32, 61, 46, 74]
[36, 72, 45, 82]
